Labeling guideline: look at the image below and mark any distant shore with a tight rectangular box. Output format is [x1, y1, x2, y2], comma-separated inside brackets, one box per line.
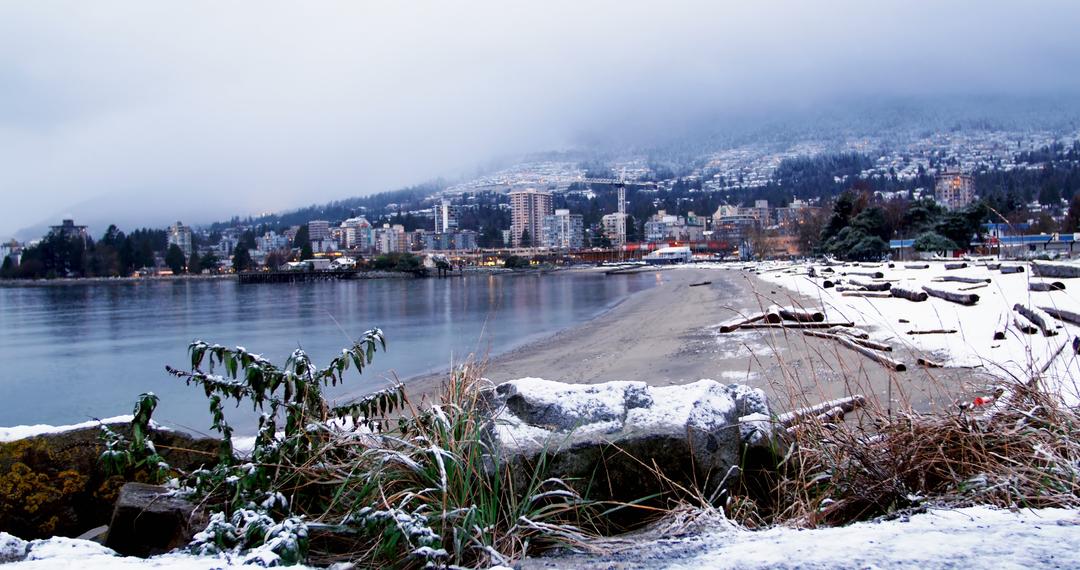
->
[0, 273, 236, 288]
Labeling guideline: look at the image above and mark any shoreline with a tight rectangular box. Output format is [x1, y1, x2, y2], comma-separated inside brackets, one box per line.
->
[400, 264, 991, 413]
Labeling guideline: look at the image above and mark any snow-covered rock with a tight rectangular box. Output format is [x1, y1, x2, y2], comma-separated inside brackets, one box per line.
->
[490, 378, 771, 503]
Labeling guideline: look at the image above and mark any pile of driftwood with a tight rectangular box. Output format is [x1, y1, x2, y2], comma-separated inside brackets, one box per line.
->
[718, 305, 907, 371]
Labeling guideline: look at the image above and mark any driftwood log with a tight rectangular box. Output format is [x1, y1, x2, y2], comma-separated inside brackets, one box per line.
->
[836, 336, 906, 371]
[960, 283, 990, 291]
[829, 326, 870, 339]
[985, 262, 1001, 270]
[944, 262, 968, 270]
[904, 263, 930, 269]
[1012, 313, 1038, 335]
[764, 305, 784, 324]
[1029, 281, 1066, 292]
[717, 313, 766, 333]
[917, 356, 944, 368]
[841, 291, 892, 298]
[848, 279, 892, 291]
[890, 286, 929, 302]
[935, 276, 991, 284]
[1040, 306, 1080, 326]
[846, 270, 885, 279]
[999, 265, 1024, 274]
[1032, 261, 1080, 278]
[803, 330, 893, 351]
[778, 395, 866, 431]
[1013, 304, 1060, 337]
[922, 285, 979, 305]
[779, 307, 826, 322]
[907, 329, 957, 335]
[737, 321, 856, 330]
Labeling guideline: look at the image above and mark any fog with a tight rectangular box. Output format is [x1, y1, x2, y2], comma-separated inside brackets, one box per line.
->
[3, 0, 1080, 239]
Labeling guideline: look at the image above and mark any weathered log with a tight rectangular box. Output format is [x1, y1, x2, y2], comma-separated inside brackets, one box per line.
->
[829, 326, 870, 339]
[934, 276, 991, 284]
[907, 329, 958, 335]
[1013, 304, 1060, 337]
[917, 357, 944, 368]
[999, 265, 1024, 274]
[890, 286, 929, 302]
[1039, 305, 1080, 326]
[717, 313, 766, 333]
[837, 336, 907, 371]
[1029, 281, 1066, 292]
[841, 291, 892, 298]
[944, 262, 968, 270]
[737, 321, 856, 330]
[779, 307, 826, 322]
[822, 280, 835, 288]
[1012, 313, 1038, 335]
[846, 270, 885, 279]
[993, 330, 1007, 340]
[777, 395, 866, 427]
[960, 283, 990, 291]
[904, 263, 930, 269]
[764, 305, 783, 324]
[803, 330, 892, 351]
[1032, 261, 1080, 278]
[848, 279, 892, 291]
[985, 262, 1001, 270]
[922, 285, 979, 305]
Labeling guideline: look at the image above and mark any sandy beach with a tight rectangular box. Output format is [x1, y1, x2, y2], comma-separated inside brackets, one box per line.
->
[407, 265, 993, 413]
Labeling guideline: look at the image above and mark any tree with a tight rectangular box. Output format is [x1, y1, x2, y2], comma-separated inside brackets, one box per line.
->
[232, 247, 252, 272]
[292, 225, 310, 249]
[165, 244, 186, 275]
[1064, 192, 1080, 232]
[265, 251, 285, 270]
[201, 252, 220, 273]
[913, 232, 958, 253]
[519, 228, 532, 248]
[300, 241, 314, 260]
[0, 256, 13, 279]
[188, 251, 202, 274]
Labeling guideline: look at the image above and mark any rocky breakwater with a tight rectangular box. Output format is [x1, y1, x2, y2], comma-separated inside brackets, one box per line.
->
[487, 378, 773, 514]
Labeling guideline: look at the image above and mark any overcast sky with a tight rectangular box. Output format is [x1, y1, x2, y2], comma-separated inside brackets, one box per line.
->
[3, 1, 1080, 239]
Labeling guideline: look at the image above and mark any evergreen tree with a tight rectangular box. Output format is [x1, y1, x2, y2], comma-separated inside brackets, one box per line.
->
[232, 247, 252, 272]
[300, 241, 314, 260]
[1, 256, 13, 279]
[188, 251, 202, 274]
[519, 228, 532, 248]
[165, 244, 186, 275]
[201, 252, 220, 273]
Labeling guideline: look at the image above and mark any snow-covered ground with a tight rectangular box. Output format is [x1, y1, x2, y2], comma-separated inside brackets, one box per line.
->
[7, 507, 1078, 569]
[0, 415, 165, 442]
[735, 260, 1080, 405]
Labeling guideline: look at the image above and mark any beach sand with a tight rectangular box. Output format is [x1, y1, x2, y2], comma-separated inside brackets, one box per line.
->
[406, 266, 994, 413]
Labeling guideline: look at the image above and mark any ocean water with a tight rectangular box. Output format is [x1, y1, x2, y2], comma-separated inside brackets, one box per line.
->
[0, 272, 657, 433]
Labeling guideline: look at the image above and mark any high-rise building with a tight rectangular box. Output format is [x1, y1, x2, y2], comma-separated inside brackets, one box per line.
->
[308, 220, 331, 242]
[601, 213, 627, 245]
[542, 209, 584, 250]
[167, 221, 193, 256]
[935, 171, 976, 210]
[340, 217, 372, 250]
[509, 188, 553, 247]
[434, 200, 458, 234]
[49, 219, 89, 243]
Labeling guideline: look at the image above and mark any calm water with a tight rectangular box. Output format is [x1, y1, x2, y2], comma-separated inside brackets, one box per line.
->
[0, 272, 659, 433]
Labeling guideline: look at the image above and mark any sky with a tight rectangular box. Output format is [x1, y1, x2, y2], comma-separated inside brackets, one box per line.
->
[2, 0, 1080, 239]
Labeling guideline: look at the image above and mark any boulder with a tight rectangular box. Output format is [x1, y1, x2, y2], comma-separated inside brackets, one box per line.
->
[0, 423, 219, 540]
[487, 379, 772, 513]
[105, 482, 205, 557]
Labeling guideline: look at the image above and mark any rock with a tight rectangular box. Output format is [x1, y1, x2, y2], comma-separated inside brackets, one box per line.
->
[105, 482, 205, 557]
[487, 379, 771, 514]
[0, 532, 29, 563]
[0, 423, 219, 540]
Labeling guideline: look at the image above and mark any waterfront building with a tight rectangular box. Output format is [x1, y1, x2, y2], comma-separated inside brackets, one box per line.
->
[542, 209, 584, 250]
[49, 219, 89, 243]
[340, 217, 373, 250]
[935, 171, 976, 210]
[375, 224, 408, 254]
[167, 221, 193, 256]
[433, 200, 458, 234]
[644, 210, 705, 243]
[601, 213, 627, 244]
[308, 220, 331, 242]
[509, 188, 553, 247]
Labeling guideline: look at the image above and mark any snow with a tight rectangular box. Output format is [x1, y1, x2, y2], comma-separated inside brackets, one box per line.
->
[0, 531, 320, 569]
[744, 260, 1080, 405]
[660, 506, 1080, 570]
[0, 415, 169, 442]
